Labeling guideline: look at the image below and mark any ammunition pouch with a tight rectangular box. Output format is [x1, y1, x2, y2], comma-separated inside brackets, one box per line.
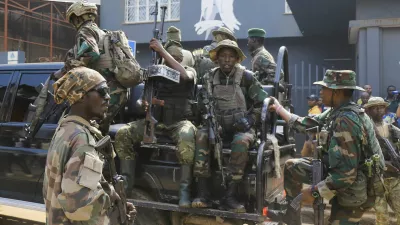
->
[216, 110, 245, 132]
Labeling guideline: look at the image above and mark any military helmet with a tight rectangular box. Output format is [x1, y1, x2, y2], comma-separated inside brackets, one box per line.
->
[314, 70, 365, 91]
[66, 1, 98, 23]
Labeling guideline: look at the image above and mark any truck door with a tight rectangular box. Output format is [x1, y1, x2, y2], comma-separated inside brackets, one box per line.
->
[0, 71, 60, 203]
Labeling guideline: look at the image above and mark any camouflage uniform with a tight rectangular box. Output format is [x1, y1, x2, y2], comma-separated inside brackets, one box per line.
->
[248, 28, 282, 85]
[115, 44, 197, 207]
[364, 97, 400, 225]
[268, 70, 386, 225]
[64, 2, 142, 134]
[43, 67, 118, 224]
[192, 40, 268, 212]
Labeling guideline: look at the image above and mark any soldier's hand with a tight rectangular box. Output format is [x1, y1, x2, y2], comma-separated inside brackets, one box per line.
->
[385, 162, 400, 173]
[126, 202, 137, 222]
[149, 38, 165, 53]
[301, 186, 316, 205]
[268, 97, 281, 112]
[142, 100, 149, 112]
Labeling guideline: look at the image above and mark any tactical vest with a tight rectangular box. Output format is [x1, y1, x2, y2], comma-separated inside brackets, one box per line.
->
[153, 68, 195, 126]
[210, 66, 248, 132]
[322, 103, 385, 208]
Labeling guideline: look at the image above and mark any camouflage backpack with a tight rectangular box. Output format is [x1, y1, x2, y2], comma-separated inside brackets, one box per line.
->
[97, 30, 141, 88]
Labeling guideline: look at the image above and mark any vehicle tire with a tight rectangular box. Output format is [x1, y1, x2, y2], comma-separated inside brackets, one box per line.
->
[131, 188, 170, 225]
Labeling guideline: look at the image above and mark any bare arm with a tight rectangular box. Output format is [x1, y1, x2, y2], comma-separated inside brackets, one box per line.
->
[149, 38, 194, 82]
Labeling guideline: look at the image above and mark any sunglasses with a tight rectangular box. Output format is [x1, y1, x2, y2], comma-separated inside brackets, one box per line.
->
[90, 85, 110, 98]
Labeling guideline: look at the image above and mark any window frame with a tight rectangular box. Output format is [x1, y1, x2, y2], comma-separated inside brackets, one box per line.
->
[124, 0, 181, 24]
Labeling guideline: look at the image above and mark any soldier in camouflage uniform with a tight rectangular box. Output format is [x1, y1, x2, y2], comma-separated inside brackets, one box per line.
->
[364, 97, 400, 225]
[247, 28, 282, 85]
[191, 40, 268, 213]
[114, 38, 197, 207]
[193, 27, 237, 84]
[267, 70, 386, 225]
[64, 1, 142, 135]
[164, 26, 195, 67]
[43, 67, 136, 225]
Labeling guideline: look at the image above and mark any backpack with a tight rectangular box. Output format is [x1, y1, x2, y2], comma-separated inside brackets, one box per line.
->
[98, 30, 142, 88]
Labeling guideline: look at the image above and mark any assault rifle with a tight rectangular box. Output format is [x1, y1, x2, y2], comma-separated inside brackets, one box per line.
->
[143, 1, 168, 144]
[290, 126, 325, 225]
[199, 88, 226, 188]
[376, 135, 400, 171]
[95, 135, 134, 225]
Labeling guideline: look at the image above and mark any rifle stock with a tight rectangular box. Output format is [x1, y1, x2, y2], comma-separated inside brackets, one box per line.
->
[95, 135, 133, 225]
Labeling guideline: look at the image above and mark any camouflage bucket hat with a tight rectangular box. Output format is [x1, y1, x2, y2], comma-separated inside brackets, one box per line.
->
[364, 97, 389, 109]
[209, 40, 246, 63]
[313, 70, 365, 91]
[212, 27, 237, 42]
[53, 67, 105, 105]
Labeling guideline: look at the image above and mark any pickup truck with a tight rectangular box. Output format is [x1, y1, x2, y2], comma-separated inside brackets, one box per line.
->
[0, 47, 295, 225]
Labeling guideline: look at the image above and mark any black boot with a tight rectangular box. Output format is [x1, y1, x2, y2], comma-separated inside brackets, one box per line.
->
[267, 197, 301, 225]
[179, 164, 192, 207]
[192, 177, 212, 208]
[222, 181, 246, 213]
[120, 159, 136, 196]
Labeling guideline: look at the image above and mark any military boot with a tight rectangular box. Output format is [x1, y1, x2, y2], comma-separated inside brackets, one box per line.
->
[266, 197, 301, 225]
[179, 164, 193, 207]
[192, 177, 212, 208]
[120, 159, 136, 196]
[221, 181, 246, 213]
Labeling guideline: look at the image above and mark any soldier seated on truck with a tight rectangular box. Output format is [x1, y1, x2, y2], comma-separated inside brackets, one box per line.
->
[114, 38, 197, 208]
[192, 40, 268, 213]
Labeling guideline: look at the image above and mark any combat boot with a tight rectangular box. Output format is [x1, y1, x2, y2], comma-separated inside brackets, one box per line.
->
[192, 177, 212, 208]
[120, 159, 136, 196]
[266, 197, 301, 225]
[221, 181, 246, 213]
[179, 164, 193, 207]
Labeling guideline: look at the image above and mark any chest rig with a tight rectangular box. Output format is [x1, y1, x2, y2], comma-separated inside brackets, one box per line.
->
[210, 66, 247, 132]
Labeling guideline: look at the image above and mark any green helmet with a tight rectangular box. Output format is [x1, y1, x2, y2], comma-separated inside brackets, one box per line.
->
[66, 1, 97, 23]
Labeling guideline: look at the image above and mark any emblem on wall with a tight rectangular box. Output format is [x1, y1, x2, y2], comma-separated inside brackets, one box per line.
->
[194, 0, 241, 40]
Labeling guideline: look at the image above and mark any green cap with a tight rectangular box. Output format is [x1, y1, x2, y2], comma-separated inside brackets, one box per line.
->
[166, 26, 181, 42]
[313, 70, 365, 91]
[248, 28, 266, 38]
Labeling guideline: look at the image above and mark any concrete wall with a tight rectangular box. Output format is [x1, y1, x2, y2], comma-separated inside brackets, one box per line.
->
[100, 0, 302, 43]
[354, 0, 400, 97]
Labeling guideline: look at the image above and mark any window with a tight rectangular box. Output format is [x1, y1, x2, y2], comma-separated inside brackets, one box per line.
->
[11, 73, 52, 122]
[285, 0, 292, 14]
[0, 73, 12, 107]
[125, 0, 180, 23]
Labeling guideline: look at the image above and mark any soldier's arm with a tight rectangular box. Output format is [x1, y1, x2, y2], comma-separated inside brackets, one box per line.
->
[59, 132, 111, 221]
[254, 56, 281, 84]
[76, 27, 101, 65]
[243, 72, 268, 124]
[315, 112, 362, 201]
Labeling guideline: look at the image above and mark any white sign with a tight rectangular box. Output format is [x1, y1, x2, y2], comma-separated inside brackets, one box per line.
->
[8, 51, 18, 64]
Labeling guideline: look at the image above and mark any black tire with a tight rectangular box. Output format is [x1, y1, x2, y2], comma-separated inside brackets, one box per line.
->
[131, 188, 170, 225]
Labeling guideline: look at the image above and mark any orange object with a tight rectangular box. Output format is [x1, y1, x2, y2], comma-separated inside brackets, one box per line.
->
[152, 97, 165, 106]
[263, 207, 268, 216]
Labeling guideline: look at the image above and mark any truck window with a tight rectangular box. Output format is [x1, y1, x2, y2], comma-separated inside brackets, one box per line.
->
[0, 73, 12, 107]
[11, 73, 51, 122]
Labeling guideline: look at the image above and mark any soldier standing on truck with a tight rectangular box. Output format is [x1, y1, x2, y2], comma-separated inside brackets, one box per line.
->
[62, 1, 142, 135]
[114, 39, 197, 208]
[364, 97, 400, 225]
[191, 40, 268, 213]
[267, 70, 386, 225]
[247, 28, 283, 85]
[43, 67, 136, 225]
[193, 27, 237, 84]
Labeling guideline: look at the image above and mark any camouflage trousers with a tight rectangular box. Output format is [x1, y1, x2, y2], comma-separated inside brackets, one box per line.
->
[193, 128, 255, 181]
[114, 119, 196, 164]
[99, 79, 127, 134]
[374, 177, 400, 225]
[285, 158, 369, 225]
